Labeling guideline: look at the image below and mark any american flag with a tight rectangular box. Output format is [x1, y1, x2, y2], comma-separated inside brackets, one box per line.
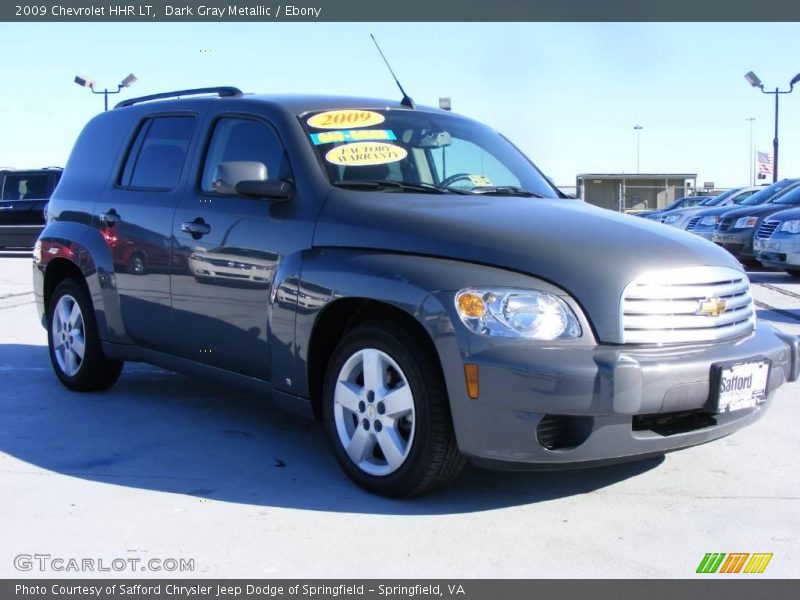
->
[757, 151, 773, 179]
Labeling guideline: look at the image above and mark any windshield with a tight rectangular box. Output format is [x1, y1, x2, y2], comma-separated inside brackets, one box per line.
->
[773, 186, 800, 205]
[700, 196, 722, 206]
[740, 180, 800, 206]
[301, 108, 559, 197]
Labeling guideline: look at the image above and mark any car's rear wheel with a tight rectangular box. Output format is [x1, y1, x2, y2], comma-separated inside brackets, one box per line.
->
[128, 253, 146, 275]
[323, 322, 465, 497]
[47, 278, 123, 391]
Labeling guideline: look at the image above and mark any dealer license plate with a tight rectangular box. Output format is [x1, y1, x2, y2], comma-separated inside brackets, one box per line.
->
[713, 360, 769, 413]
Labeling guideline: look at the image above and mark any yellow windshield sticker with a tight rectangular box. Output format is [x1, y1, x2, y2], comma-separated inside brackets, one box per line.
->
[325, 142, 408, 166]
[307, 110, 386, 130]
[468, 175, 493, 187]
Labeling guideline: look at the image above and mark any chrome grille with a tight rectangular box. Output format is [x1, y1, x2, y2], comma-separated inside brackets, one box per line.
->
[755, 220, 780, 240]
[621, 266, 755, 344]
[686, 216, 701, 231]
[717, 217, 733, 232]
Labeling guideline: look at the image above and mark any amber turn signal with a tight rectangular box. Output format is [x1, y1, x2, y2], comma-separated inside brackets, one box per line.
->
[464, 363, 479, 399]
[457, 292, 486, 318]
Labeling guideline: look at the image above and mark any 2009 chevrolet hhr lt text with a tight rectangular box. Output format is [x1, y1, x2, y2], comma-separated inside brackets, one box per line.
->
[33, 87, 800, 496]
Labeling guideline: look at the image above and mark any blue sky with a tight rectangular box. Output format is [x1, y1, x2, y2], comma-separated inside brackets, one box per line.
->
[1, 22, 799, 188]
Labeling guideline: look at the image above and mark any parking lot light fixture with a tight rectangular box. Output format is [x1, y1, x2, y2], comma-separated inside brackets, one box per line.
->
[745, 71, 799, 182]
[74, 73, 137, 111]
[633, 125, 643, 174]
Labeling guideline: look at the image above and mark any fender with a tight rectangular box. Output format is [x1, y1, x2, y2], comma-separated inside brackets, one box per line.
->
[35, 220, 132, 345]
[288, 248, 579, 400]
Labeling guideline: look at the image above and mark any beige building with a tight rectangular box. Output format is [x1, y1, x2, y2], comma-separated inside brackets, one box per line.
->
[576, 173, 698, 212]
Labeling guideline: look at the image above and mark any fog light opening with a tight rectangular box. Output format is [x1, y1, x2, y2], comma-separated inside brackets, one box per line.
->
[536, 415, 593, 451]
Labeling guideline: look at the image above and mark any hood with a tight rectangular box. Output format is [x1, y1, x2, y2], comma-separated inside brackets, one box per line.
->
[720, 202, 794, 221]
[314, 191, 742, 342]
[761, 206, 800, 223]
[693, 204, 757, 218]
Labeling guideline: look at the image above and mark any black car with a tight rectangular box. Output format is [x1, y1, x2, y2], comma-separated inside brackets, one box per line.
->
[0, 167, 62, 249]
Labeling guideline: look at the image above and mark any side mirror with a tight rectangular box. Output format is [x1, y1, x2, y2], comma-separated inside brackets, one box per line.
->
[236, 179, 294, 201]
[212, 161, 268, 195]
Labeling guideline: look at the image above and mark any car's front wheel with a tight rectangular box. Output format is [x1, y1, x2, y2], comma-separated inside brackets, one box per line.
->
[323, 322, 465, 497]
[47, 278, 123, 391]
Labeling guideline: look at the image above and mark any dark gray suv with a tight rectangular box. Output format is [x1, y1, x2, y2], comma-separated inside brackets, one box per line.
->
[33, 87, 799, 496]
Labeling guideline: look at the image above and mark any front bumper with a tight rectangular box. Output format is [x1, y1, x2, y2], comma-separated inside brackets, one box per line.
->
[691, 227, 715, 241]
[712, 230, 756, 259]
[440, 322, 798, 466]
[754, 235, 800, 269]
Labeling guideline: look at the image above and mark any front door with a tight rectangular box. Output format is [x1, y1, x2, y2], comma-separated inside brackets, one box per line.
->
[170, 116, 293, 380]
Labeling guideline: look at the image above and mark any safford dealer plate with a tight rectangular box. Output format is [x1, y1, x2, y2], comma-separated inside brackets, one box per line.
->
[713, 360, 770, 413]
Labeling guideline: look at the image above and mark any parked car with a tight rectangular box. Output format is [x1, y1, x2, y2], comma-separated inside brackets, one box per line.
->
[662, 186, 763, 230]
[753, 206, 800, 277]
[686, 179, 800, 240]
[0, 167, 62, 249]
[713, 180, 800, 263]
[638, 196, 714, 223]
[657, 195, 726, 228]
[33, 87, 799, 496]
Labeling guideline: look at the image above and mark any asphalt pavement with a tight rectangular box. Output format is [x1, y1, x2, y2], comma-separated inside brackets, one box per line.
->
[1, 253, 798, 578]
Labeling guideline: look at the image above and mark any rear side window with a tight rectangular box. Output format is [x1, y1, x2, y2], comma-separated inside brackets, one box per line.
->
[1, 173, 51, 200]
[120, 116, 196, 190]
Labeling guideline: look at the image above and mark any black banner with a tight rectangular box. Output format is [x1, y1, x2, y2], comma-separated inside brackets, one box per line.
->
[3, 580, 800, 600]
[4, 0, 800, 22]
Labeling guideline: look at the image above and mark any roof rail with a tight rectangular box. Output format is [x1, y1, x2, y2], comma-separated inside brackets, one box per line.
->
[115, 86, 243, 109]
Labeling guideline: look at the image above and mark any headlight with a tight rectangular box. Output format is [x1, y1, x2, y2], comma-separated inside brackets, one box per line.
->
[735, 216, 759, 229]
[699, 215, 719, 226]
[780, 219, 800, 234]
[662, 214, 680, 224]
[455, 288, 581, 340]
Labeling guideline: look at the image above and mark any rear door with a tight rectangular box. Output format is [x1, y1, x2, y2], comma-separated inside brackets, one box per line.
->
[170, 115, 293, 380]
[97, 114, 199, 350]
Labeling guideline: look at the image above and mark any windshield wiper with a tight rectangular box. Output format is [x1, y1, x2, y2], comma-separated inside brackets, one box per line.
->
[466, 185, 545, 198]
[334, 180, 450, 194]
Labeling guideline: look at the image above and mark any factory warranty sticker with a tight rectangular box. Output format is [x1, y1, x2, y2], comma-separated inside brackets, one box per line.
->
[307, 110, 385, 129]
[325, 142, 408, 166]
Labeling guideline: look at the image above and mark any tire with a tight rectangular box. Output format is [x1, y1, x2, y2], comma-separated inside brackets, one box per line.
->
[47, 278, 123, 391]
[128, 253, 146, 275]
[322, 322, 466, 497]
[786, 269, 800, 279]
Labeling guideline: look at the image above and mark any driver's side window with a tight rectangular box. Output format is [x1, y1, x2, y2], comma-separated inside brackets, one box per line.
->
[201, 117, 290, 193]
[430, 138, 520, 188]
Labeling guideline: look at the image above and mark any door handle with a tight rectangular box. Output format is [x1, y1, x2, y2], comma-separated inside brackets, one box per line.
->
[181, 218, 211, 239]
[98, 209, 121, 225]
[0, 205, 13, 210]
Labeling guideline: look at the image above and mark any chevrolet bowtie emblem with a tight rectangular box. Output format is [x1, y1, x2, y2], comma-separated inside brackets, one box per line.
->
[698, 297, 727, 317]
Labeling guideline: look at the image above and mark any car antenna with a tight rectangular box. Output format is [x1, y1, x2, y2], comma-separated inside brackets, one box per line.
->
[370, 34, 415, 109]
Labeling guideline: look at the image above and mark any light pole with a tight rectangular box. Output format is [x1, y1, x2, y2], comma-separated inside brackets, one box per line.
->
[633, 125, 643, 174]
[746, 117, 756, 185]
[744, 70, 800, 182]
[74, 73, 137, 111]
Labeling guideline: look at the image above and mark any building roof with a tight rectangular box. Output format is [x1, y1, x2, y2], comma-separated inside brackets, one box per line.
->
[577, 173, 697, 180]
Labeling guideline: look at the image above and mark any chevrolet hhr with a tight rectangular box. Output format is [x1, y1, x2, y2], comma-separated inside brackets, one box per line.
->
[34, 87, 800, 496]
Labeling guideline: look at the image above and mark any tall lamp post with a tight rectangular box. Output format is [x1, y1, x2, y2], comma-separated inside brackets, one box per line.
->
[744, 70, 800, 182]
[74, 73, 137, 111]
[746, 117, 756, 185]
[633, 125, 643, 174]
